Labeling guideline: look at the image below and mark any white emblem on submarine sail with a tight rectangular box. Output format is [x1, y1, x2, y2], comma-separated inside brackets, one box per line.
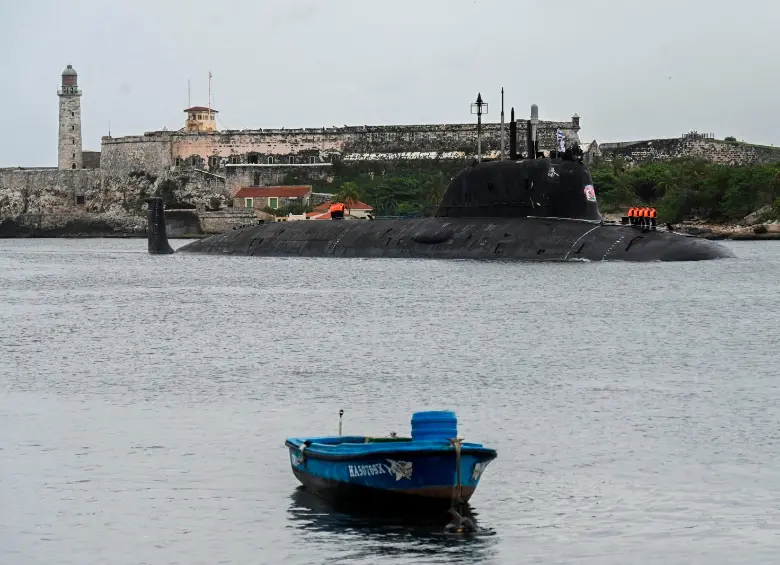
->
[584, 185, 597, 202]
[547, 167, 560, 179]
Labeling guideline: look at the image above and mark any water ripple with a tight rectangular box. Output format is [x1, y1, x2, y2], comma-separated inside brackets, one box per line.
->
[1, 238, 779, 564]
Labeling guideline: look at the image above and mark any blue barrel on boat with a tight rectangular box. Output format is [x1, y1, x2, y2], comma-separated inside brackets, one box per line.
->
[411, 411, 457, 441]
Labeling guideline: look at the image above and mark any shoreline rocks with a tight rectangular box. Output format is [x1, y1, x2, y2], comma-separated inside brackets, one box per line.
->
[678, 220, 780, 240]
[601, 211, 780, 241]
[0, 208, 251, 239]
[0, 213, 146, 238]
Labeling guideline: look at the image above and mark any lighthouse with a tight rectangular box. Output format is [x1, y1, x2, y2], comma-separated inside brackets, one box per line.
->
[58, 65, 82, 170]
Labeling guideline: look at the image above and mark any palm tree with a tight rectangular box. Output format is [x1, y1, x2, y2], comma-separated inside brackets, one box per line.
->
[611, 156, 627, 177]
[334, 181, 361, 216]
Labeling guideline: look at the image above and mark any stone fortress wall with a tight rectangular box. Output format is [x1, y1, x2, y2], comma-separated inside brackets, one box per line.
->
[0, 168, 102, 215]
[596, 131, 780, 166]
[100, 132, 174, 177]
[103, 120, 583, 176]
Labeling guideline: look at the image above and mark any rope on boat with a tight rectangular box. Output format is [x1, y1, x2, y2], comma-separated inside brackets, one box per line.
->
[446, 437, 471, 534]
[444, 437, 492, 536]
[450, 437, 463, 511]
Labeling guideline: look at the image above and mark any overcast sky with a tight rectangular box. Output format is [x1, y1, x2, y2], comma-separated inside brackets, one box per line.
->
[1, 0, 778, 167]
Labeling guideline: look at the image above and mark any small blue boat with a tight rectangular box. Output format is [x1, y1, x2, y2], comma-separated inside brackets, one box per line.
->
[285, 411, 497, 511]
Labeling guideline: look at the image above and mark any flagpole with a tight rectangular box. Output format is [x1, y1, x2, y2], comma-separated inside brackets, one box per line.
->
[207, 71, 211, 118]
[500, 87, 505, 161]
[557, 129, 566, 153]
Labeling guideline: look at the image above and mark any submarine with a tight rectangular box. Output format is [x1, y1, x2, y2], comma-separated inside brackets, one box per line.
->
[147, 109, 734, 262]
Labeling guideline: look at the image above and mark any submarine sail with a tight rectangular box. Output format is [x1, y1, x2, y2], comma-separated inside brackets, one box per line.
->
[434, 158, 601, 221]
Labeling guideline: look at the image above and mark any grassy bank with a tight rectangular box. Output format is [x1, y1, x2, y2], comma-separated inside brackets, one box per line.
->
[590, 157, 780, 224]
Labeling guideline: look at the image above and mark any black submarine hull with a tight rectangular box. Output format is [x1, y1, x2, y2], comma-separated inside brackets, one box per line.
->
[148, 157, 735, 261]
[173, 216, 733, 261]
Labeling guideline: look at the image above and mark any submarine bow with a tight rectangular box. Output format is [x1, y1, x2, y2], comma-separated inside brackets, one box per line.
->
[147, 158, 734, 262]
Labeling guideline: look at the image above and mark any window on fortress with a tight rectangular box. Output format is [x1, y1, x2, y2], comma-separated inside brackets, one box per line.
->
[71, 112, 74, 117]
[252, 173, 260, 186]
[175, 157, 182, 166]
[245, 198, 253, 208]
[71, 164, 76, 169]
[310, 156, 317, 164]
[267, 157, 274, 164]
[268, 197, 279, 209]
[248, 154, 259, 164]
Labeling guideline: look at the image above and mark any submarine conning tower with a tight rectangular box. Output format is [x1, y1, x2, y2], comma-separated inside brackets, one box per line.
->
[434, 157, 602, 221]
[436, 98, 600, 221]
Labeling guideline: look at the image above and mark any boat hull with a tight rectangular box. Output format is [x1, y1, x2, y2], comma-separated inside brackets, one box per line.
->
[291, 468, 476, 511]
[285, 439, 496, 510]
[176, 217, 734, 261]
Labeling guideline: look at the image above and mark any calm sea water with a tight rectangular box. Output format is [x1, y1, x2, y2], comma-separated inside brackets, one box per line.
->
[1, 238, 779, 564]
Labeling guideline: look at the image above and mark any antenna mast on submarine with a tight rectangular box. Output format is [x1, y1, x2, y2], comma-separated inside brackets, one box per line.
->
[471, 93, 488, 163]
[207, 71, 212, 118]
[509, 107, 517, 159]
[500, 88, 505, 160]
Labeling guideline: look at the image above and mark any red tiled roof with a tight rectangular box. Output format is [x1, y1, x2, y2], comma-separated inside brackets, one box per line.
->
[312, 198, 373, 212]
[184, 106, 219, 113]
[235, 185, 312, 198]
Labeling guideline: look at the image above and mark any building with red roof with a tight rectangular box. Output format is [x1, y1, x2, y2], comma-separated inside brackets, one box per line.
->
[234, 185, 312, 212]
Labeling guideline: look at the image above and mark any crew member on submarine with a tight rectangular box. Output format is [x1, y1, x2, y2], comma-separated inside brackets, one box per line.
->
[329, 201, 346, 220]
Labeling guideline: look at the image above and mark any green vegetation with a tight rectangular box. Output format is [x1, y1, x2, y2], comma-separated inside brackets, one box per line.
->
[261, 201, 313, 217]
[589, 158, 780, 223]
[333, 181, 360, 210]
[285, 158, 780, 223]
[286, 160, 465, 217]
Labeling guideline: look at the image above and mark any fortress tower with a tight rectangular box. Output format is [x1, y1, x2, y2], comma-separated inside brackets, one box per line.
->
[58, 65, 82, 170]
[184, 106, 218, 132]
